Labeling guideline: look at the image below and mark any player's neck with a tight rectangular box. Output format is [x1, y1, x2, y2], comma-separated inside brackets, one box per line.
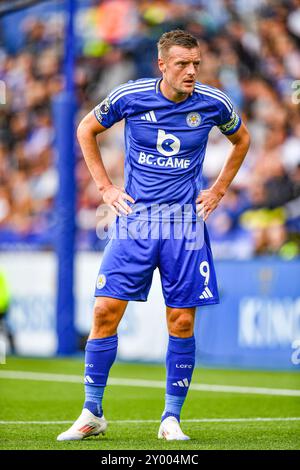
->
[160, 79, 190, 103]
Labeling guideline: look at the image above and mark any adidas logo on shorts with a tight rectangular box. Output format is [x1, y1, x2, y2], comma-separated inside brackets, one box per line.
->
[199, 286, 213, 300]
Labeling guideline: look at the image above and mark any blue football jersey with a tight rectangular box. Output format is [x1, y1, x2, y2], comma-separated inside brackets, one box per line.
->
[94, 78, 241, 220]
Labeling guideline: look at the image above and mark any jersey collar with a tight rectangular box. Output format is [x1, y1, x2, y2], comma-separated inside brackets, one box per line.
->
[155, 78, 162, 94]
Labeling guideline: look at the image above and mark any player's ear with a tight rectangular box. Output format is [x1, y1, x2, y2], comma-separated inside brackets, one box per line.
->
[158, 57, 165, 73]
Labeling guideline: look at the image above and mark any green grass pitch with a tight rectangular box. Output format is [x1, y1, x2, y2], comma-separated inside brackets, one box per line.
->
[0, 357, 299, 450]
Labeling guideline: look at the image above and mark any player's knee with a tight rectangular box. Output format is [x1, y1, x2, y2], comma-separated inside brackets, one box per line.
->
[92, 303, 118, 336]
[170, 312, 194, 336]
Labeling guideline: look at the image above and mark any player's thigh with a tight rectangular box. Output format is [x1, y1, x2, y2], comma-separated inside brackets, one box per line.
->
[166, 306, 196, 337]
[95, 218, 159, 301]
[159, 222, 219, 308]
[90, 296, 128, 339]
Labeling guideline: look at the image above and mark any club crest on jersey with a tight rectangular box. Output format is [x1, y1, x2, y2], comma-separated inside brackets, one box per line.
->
[186, 112, 201, 128]
[96, 274, 106, 289]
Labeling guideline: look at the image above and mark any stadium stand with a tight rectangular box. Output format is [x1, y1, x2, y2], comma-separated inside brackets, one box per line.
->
[0, 0, 299, 257]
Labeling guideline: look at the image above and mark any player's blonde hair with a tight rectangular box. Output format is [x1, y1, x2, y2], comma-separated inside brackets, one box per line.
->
[157, 30, 199, 58]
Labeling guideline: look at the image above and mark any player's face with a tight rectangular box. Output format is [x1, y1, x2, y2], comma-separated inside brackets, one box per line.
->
[159, 46, 201, 96]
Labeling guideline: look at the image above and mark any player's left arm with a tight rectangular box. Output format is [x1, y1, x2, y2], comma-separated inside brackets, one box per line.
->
[196, 122, 250, 221]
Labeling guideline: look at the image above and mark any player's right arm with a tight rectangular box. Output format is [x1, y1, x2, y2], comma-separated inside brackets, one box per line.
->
[77, 111, 135, 216]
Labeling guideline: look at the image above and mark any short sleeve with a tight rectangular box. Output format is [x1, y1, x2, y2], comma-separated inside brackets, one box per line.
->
[93, 81, 135, 128]
[93, 95, 123, 129]
[216, 93, 242, 135]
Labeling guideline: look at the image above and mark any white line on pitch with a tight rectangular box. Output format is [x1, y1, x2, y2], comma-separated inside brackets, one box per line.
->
[0, 418, 299, 425]
[0, 370, 299, 397]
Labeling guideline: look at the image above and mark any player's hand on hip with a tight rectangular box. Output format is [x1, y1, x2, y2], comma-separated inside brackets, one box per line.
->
[102, 184, 135, 216]
[196, 188, 223, 221]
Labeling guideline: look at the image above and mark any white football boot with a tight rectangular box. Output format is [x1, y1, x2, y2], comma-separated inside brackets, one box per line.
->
[57, 409, 107, 441]
[158, 416, 190, 441]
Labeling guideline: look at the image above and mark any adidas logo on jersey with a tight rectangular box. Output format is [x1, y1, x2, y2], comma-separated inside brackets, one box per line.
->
[199, 286, 213, 300]
[172, 378, 189, 388]
[141, 110, 157, 122]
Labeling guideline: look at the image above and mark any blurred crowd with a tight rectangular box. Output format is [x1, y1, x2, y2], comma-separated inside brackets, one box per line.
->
[0, 0, 300, 257]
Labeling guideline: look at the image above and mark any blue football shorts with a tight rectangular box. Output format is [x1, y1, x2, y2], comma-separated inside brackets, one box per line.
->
[94, 217, 219, 308]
